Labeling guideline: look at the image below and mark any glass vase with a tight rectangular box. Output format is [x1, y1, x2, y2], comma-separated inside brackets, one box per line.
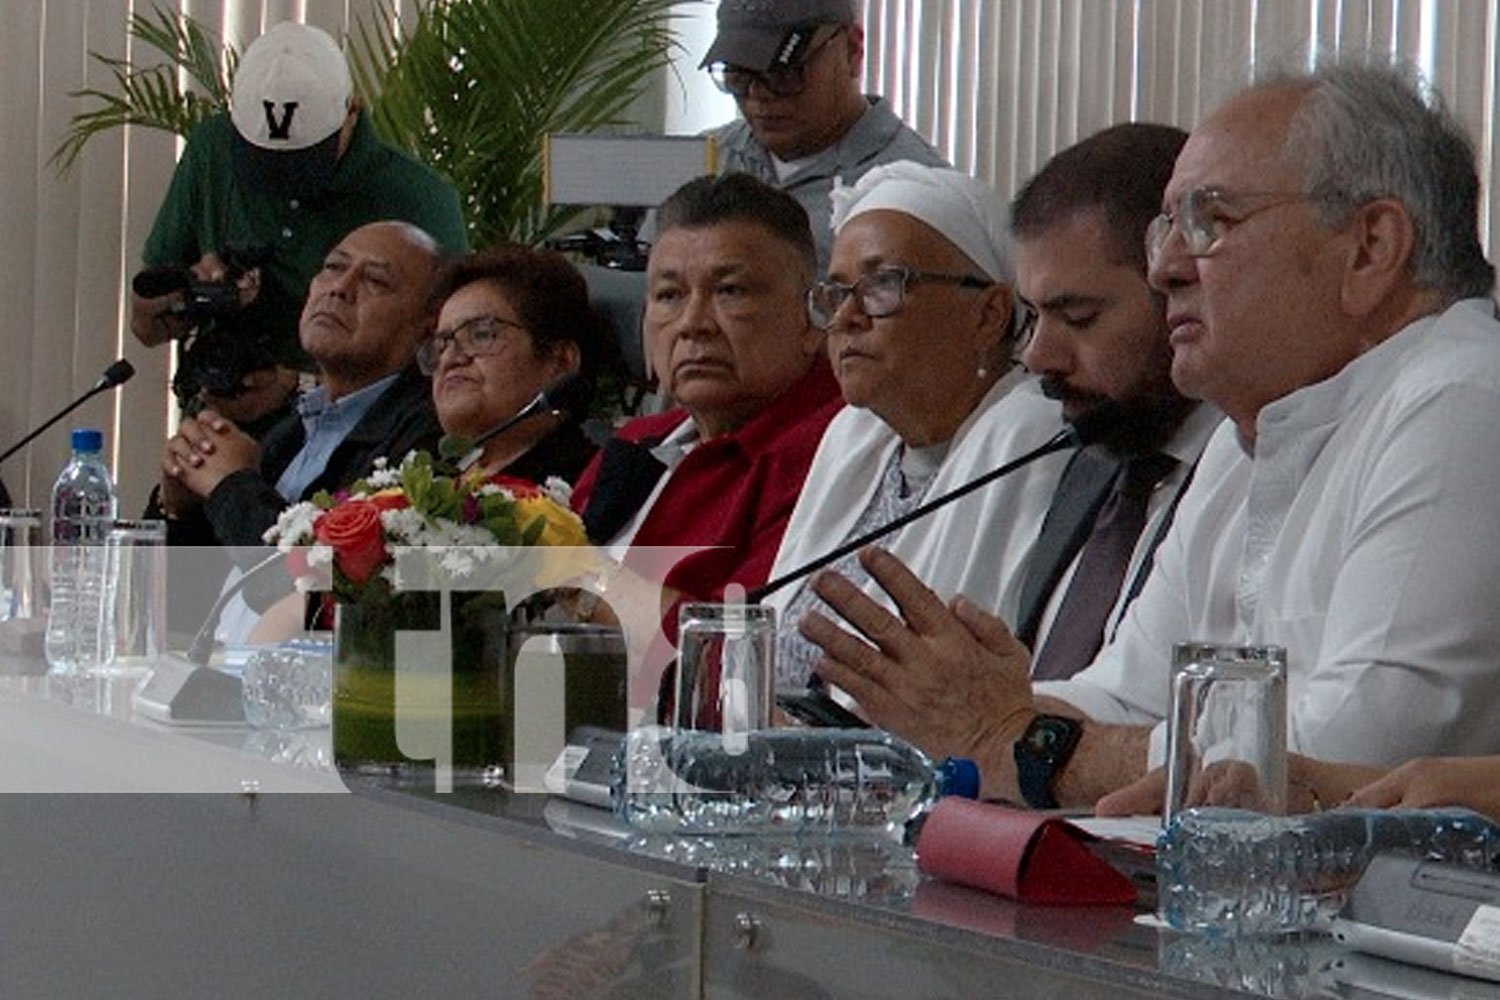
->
[332, 590, 508, 787]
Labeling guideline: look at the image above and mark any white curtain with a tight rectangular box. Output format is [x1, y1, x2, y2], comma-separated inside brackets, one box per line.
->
[860, 0, 1498, 243]
[2, 0, 1497, 510]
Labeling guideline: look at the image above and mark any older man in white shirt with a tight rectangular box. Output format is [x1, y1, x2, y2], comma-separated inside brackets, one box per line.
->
[799, 58, 1500, 810]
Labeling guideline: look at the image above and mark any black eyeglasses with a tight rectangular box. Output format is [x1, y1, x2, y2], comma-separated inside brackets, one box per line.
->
[709, 26, 844, 99]
[416, 314, 528, 375]
[807, 266, 991, 328]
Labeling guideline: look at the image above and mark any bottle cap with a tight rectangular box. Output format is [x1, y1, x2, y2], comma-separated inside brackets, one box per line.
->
[71, 429, 103, 453]
[939, 757, 981, 799]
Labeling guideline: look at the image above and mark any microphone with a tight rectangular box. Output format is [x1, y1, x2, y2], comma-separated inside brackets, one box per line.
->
[0, 358, 136, 467]
[130, 548, 289, 724]
[185, 549, 288, 666]
[445, 372, 594, 471]
[131, 267, 191, 300]
[768, 400, 1120, 729]
[94, 359, 136, 392]
[746, 400, 1120, 604]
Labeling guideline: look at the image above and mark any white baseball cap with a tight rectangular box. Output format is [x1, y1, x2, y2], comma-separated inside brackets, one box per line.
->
[230, 22, 351, 152]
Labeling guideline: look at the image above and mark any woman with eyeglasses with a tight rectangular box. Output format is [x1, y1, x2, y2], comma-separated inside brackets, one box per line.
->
[420, 247, 599, 483]
[767, 161, 1068, 692]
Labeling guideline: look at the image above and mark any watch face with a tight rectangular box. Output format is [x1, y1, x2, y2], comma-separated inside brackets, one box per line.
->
[1025, 717, 1078, 764]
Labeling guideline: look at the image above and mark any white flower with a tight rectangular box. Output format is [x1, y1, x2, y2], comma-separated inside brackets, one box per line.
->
[478, 481, 511, 499]
[440, 547, 477, 577]
[543, 476, 573, 507]
[265, 501, 323, 547]
[365, 463, 402, 489]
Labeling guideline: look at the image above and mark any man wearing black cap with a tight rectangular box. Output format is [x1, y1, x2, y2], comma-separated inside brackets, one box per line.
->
[131, 21, 467, 432]
[702, 0, 947, 271]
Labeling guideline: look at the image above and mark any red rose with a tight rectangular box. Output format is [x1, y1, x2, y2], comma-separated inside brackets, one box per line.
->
[314, 500, 389, 583]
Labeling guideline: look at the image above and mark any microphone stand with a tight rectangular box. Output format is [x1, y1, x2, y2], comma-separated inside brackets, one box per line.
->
[748, 426, 1083, 604]
[452, 372, 592, 471]
[185, 549, 288, 666]
[132, 549, 288, 724]
[0, 360, 136, 467]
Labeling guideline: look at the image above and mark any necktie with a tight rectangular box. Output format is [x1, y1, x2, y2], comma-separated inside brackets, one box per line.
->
[1029, 451, 1178, 681]
[1013, 449, 1120, 649]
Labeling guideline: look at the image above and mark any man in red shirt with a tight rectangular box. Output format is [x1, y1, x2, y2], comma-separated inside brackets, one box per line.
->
[572, 172, 842, 640]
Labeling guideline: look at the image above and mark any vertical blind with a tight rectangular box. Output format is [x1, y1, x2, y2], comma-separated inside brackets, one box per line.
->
[1, 0, 1497, 508]
[861, 0, 1498, 234]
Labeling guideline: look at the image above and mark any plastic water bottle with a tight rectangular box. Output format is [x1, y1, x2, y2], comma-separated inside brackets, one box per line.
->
[613, 726, 980, 839]
[1157, 807, 1500, 935]
[45, 428, 117, 675]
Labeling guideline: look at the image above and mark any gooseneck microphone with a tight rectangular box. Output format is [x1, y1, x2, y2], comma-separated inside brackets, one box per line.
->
[746, 401, 1121, 604]
[185, 550, 288, 666]
[0, 358, 136, 467]
[448, 372, 594, 471]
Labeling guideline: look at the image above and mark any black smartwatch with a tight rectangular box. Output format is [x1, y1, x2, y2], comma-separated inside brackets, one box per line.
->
[1013, 714, 1083, 809]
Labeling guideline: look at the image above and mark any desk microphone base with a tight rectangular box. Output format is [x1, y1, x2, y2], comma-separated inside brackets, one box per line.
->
[131, 654, 245, 725]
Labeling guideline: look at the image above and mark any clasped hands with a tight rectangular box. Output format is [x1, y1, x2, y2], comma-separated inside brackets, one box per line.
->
[159, 409, 262, 517]
[796, 546, 1040, 794]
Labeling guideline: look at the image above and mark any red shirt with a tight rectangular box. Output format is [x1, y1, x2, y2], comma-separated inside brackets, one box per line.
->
[574, 359, 843, 618]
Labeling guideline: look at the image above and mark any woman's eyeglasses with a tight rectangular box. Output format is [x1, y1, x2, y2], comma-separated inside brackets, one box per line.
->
[416, 314, 528, 375]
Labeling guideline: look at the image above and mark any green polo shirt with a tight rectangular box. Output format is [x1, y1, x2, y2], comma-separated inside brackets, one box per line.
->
[143, 111, 468, 369]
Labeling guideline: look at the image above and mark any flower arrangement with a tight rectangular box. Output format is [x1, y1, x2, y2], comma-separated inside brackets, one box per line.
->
[264, 450, 588, 605]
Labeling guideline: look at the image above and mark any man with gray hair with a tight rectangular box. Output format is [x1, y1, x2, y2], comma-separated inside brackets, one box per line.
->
[701, 0, 948, 270]
[799, 58, 1500, 811]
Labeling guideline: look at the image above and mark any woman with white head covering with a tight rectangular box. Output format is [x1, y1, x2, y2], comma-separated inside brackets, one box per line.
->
[768, 161, 1068, 690]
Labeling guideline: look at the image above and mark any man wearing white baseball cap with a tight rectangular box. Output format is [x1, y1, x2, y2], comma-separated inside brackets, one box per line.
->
[701, 0, 947, 272]
[132, 21, 467, 433]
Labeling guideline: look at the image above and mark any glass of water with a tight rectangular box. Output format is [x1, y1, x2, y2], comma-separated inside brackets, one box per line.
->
[673, 603, 776, 740]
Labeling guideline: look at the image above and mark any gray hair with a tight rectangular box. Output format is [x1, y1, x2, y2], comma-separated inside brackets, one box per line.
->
[1253, 56, 1494, 301]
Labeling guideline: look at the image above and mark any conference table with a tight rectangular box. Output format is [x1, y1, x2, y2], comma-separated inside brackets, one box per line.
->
[0, 668, 1488, 999]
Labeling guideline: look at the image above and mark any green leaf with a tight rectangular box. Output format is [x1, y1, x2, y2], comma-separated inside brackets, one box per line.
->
[51, 5, 235, 173]
[53, 0, 684, 259]
[349, 0, 683, 247]
[520, 515, 547, 546]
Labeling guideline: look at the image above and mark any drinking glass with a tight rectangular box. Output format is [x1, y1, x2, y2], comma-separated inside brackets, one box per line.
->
[508, 621, 626, 792]
[0, 508, 43, 621]
[673, 603, 775, 743]
[1164, 642, 1287, 824]
[101, 518, 167, 672]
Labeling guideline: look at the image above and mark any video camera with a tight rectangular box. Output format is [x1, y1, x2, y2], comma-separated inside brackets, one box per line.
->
[131, 241, 271, 323]
[131, 242, 276, 406]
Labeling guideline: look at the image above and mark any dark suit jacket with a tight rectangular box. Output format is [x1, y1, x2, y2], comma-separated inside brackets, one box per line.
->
[164, 365, 442, 620]
[165, 364, 441, 553]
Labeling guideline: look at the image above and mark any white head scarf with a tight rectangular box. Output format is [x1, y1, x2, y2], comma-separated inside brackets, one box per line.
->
[829, 161, 1013, 281]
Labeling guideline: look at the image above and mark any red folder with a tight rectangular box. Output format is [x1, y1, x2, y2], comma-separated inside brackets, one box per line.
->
[915, 798, 1138, 905]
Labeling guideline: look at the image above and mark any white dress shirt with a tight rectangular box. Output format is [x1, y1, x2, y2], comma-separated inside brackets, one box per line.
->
[1038, 298, 1500, 767]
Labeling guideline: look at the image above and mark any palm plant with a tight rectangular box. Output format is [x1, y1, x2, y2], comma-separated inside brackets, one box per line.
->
[53, 1, 684, 247]
[50, 9, 234, 170]
[350, 0, 681, 248]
